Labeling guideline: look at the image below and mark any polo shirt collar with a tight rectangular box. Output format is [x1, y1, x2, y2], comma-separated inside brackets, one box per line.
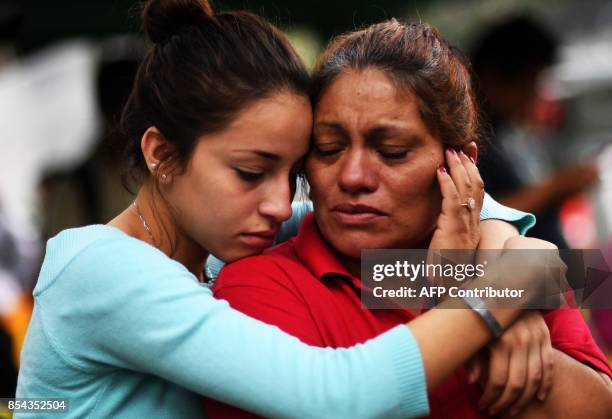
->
[293, 213, 412, 311]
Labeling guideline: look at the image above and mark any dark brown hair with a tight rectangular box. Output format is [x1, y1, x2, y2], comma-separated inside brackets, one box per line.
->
[312, 19, 483, 148]
[120, 0, 311, 188]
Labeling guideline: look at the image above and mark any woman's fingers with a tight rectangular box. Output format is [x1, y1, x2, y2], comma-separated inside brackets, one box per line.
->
[487, 344, 528, 415]
[482, 312, 553, 416]
[537, 337, 555, 401]
[430, 165, 472, 250]
[436, 164, 460, 215]
[459, 148, 484, 207]
[460, 143, 485, 204]
[458, 150, 483, 234]
[478, 346, 510, 409]
[446, 148, 473, 203]
[507, 340, 543, 415]
[431, 148, 482, 249]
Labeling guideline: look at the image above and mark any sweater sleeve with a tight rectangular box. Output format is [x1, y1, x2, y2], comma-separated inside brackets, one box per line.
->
[39, 237, 429, 419]
[480, 193, 536, 235]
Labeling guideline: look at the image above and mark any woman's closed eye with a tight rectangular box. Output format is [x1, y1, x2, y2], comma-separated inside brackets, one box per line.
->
[312, 142, 345, 157]
[234, 168, 264, 182]
[377, 147, 410, 160]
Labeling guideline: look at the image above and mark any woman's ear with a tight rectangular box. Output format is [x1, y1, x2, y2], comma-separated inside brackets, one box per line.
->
[462, 141, 478, 164]
[141, 126, 175, 183]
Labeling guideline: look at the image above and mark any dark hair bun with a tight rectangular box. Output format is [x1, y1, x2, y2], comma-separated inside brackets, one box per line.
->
[143, 0, 213, 44]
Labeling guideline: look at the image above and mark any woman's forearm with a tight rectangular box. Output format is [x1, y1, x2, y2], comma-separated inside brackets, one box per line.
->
[409, 235, 561, 391]
[407, 305, 521, 390]
[478, 219, 519, 250]
[511, 349, 612, 418]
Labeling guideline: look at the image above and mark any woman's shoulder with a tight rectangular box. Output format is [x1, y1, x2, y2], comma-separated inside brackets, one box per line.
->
[35, 225, 191, 296]
[213, 240, 307, 290]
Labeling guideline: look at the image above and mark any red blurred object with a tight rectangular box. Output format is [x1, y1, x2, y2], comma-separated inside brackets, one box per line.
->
[532, 96, 566, 133]
[559, 194, 597, 248]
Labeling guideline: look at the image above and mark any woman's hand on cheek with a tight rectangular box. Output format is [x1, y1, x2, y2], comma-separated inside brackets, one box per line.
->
[470, 310, 554, 416]
[429, 148, 485, 249]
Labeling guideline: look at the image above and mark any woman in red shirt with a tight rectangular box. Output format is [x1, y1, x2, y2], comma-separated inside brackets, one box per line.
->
[208, 19, 612, 419]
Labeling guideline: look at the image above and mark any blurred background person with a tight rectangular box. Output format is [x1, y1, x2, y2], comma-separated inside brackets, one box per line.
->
[469, 12, 612, 354]
[471, 15, 599, 249]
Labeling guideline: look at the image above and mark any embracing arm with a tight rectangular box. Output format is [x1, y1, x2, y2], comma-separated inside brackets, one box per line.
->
[478, 191, 535, 250]
[479, 219, 519, 250]
[408, 300, 523, 389]
[53, 239, 428, 419]
[49, 235, 557, 419]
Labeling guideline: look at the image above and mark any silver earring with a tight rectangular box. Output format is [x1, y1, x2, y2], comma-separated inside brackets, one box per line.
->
[161, 173, 167, 181]
[150, 162, 158, 171]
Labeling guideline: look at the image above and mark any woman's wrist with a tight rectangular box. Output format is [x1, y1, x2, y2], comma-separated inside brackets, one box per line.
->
[460, 294, 504, 338]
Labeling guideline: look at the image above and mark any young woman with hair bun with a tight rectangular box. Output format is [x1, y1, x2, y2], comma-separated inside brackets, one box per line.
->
[16, 1, 565, 417]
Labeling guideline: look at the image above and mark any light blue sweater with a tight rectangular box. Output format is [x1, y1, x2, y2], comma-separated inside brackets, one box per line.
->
[17, 196, 534, 418]
[16, 225, 427, 418]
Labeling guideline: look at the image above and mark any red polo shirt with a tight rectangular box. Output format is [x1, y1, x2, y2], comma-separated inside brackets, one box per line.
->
[206, 213, 611, 418]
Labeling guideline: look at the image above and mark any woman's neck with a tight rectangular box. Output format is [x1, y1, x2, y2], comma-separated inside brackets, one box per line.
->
[108, 183, 209, 281]
[333, 236, 434, 278]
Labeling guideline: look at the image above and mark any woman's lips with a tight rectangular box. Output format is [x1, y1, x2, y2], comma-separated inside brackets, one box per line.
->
[239, 231, 276, 248]
[331, 203, 387, 225]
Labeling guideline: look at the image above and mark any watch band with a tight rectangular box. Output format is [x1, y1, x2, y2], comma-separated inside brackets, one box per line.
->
[461, 294, 503, 338]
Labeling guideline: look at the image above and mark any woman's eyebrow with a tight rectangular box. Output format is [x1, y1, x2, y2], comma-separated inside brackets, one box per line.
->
[313, 121, 348, 135]
[364, 125, 410, 142]
[232, 149, 279, 161]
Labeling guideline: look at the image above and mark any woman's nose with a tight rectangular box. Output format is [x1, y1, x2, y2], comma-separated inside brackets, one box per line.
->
[258, 181, 293, 222]
[338, 149, 377, 194]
